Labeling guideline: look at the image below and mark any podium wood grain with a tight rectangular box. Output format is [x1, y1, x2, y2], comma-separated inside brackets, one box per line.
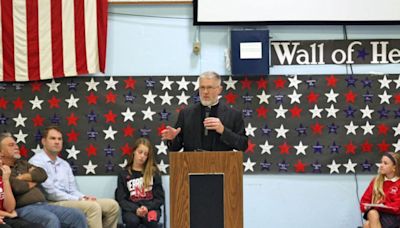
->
[170, 152, 243, 228]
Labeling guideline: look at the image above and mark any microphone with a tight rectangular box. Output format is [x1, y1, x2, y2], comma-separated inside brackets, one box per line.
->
[204, 106, 211, 136]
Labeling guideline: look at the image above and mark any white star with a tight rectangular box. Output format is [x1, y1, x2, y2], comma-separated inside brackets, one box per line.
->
[104, 76, 119, 90]
[160, 76, 174, 90]
[309, 105, 323, 119]
[275, 124, 289, 139]
[103, 126, 118, 140]
[121, 107, 136, 122]
[274, 105, 287, 119]
[360, 105, 374, 119]
[14, 130, 28, 143]
[287, 75, 302, 89]
[375, 163, 381, 169]
[157, 160, 169, 174]
[29, 96, 44, 110]
[378, 90, 392, 104]
[361, 121, 375, 135]
[325, 89, 339, 103]
[257, 91, 270, 104]
[245, 123, 257, 137]
[85, 78, 99, 91]
[327, 160, 341, 174]
[288, 90, 302, 104]
[176, 91, 190, 105]
[66, 145, 80, 160]
[176, 77, 190, 91]
[142, 107, 156, 121]
[31, 144, 42, 154]
[83, 160, 98, 174]
[393, 139, 400, 152]
[192, 78, 200, 91]
[65, 94, 79, 109]
[394, 75, 400, 89]
[378, 75, 392, 89]
[156, 141, 168, 155]
[13, 113, 27, 127]
[46, 79, 60, 92]
[343, 159, 357, 173]
[325, 104, 339, 118]
[259, 140, 274, 155]
[393, 123, 400, 136]
[243, 157, 256, 172]
[344, 121, 359, 135]
[223, 76, 237, 90]
[143, 90, 157, 104]
[160, 91, 173, 105]
[119, 159, 128, 169]
[294, 141, 308, 155]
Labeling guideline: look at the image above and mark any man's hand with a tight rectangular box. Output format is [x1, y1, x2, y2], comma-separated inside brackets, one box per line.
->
[203, 117, 224, 134]
[0, 165, 11, 181]
[161, 126, 181, 140]
[27, 182, 37, 189]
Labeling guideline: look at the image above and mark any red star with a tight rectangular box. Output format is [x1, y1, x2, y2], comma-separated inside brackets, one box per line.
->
[47, 96, 61, 109]
[66, 113, 79, 126]
[32, 114, 45, 127]
[13, 97, 24, 110]
[19, 144, 28, 158]
[123, 124, 135, 137]
[240, 77, 252, 90]
[0, 97, 8, 110]
[224, 91, 238, 104]
[256, 77, 267, 90]
[377, 123, 389, 135]
[31, 81, 42, 92]
[294, 160, 306, 173]
[124, 77, 136, 89]
[289, 105, 302, 118]
[361, 140, 373, 153]
[105, 91, 117, 104]
[394, 93, 400, 104]
[86, 92, 98, 105]
[85, 144, 97, 157]
[104, 110, 117, 123]
[279, 142, 291, 154]
[245, 140, 255, 154]
[256, 106, 268, 119]
[157, 123, 166, 136]
[273, 76, 286, 89]
[344, 90, 357, 103]
[345, 141, 357, 154]
[377, 140, 390, 153]
[310, 122, 324, 134]
[325, 75, 338, 87]
[67, 129, 79, 142]
[307, 91, 319, 103]
[121, 143, 133, 156]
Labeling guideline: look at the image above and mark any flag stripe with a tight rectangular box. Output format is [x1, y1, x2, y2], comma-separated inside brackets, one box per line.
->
[13, 0, 29, 81]
[97, 0, 107, 73]
[51, 0, 64, 78]
[2, 0, 15, 81]
[62, 0, 77, 76]
[0, 0, 3, 81]
[74, 0, 88, 75]
[85, 0, 99, 74]
[26, 0, 40, 81]
[38, 0, 52, 80]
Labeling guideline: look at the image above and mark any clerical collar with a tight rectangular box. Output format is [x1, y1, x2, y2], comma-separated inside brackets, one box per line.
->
[384, 176, 400, 182]
[201, 100, 219, 108]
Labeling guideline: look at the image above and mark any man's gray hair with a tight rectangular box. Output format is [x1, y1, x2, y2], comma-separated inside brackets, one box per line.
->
[0, 132, 12, 145]
[199, 71, 221, 86]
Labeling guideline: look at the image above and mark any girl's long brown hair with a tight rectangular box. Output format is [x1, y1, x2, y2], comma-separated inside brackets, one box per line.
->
[127, 138, 159, 189]
[372, 152, 400, 203]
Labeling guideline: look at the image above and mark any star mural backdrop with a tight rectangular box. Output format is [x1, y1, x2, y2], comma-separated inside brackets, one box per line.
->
[0, 75, 399, 175]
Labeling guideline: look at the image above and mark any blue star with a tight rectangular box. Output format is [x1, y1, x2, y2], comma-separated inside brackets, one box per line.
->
[394, 108, 400, 119]
[260, 125, 272, 137]
[327, 123, 339, 134]
[104, 145, 115, 157]
[0, 114, 9, 125]
[274, 94, 284, 104]
[34, 130, 42, 143]
[278, 160, 289, 172]
[362, 160, 372, 172]
[105, 161, 114, 173]
[362, 91, 373, 103]
[345, 75, 357, 87]
[0, 83, 7, 90]
[67, 80, 79, 91]
[159, 109, 171, 121]
[295, 124, 307, 136]
[12, 83, 23, 91]
[140, 126, 152, 137]
[378, 106, 390, 119]
[306, 77, 317, 88]
[86, 110, 97, 122]
[242, 108, 253, 118]
[87, 128, 98, 140]
[313, 141, 324, 154]
[192, 94, 200, 104]
[311, 160, 322, 173]
[50, 113, 61, 125]
[344, 106, 357, 118]
[69, 161, 79, 174]
[361, 78, 372, 88]
[330, 141, 341, 154]
[124, 91, 136, 103]
[242, 93, 253, 103]
[357, 48, 369, 60]
[145, 77, 156, 89]
[260, 159, 272, 171]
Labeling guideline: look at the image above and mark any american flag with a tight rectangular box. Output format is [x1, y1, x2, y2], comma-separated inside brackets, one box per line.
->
[0, 75, 398, 175]
[0, 0, 108, 82]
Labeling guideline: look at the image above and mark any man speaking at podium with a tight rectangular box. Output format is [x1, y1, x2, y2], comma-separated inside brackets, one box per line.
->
[161, 71, 248, 152]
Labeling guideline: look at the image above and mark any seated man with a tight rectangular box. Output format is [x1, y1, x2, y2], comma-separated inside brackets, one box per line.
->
[0, 133, 87, 228]
[29, 126, 119, 228]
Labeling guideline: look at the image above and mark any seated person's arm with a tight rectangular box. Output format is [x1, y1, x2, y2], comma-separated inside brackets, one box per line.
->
[115, 173, 139, 213]
[16, 164, 47, 183]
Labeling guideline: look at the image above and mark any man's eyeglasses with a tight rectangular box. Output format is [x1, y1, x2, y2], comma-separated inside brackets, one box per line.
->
[199, 86, 219, 91]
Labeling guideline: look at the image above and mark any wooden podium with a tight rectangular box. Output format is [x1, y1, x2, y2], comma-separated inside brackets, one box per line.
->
[170, 151, 243, 228]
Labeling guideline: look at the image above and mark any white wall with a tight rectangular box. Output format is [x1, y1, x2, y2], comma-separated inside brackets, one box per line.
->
[75, 4, 400, 228]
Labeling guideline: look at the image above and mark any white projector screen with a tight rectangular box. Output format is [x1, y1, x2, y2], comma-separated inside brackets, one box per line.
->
[194, 0, 400, 25]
